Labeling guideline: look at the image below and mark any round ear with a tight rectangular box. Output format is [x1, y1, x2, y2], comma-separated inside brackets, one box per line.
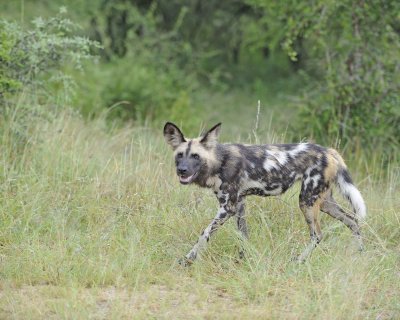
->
[200, 123, 221, 148]
[163, 122, 186, 150]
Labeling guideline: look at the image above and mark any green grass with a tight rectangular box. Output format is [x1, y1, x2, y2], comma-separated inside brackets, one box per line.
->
[0, 99, 399, 319]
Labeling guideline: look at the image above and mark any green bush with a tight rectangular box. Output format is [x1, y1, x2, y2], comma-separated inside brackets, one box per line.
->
[0, 8, 100, 105]
[0, 27, 21, 98]
[248, 0, 400, 153]
[71, 3, 201, 132]
[0, 9, 100, 162]
[73, 54, 198, 132]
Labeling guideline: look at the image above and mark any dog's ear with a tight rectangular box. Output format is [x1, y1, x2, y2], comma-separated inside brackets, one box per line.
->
[164, 122, 186, 150]
[200, 123, 221, 148]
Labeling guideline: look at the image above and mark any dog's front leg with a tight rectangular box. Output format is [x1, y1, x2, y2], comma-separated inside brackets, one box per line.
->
[236, 199, 248, 259]
[181, 199, 237, 266]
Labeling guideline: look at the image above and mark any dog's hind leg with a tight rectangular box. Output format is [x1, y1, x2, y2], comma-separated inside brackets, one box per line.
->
[298, 200, 323, 263]
[321, 194, 364, 251]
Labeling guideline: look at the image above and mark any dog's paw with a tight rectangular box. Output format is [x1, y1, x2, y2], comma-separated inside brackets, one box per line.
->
[178, 257, 193, 267]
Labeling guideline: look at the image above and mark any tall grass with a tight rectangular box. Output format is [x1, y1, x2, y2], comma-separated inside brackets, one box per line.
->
[0, 101, 399, 319]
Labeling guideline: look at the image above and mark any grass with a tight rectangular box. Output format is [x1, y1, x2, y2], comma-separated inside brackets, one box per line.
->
[0, 99, 399, 319]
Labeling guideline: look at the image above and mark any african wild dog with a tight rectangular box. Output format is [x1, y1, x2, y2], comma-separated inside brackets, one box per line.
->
[163, 122, 366, 265]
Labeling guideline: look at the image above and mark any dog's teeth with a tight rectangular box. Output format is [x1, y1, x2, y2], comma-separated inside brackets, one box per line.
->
[180, 174, 193, 183]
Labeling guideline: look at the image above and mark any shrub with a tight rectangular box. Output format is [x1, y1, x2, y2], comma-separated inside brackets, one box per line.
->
[0, 8, 100, 105]
[72, 2, 201, 132]
[73, 53, 199, 134]
[248, 0, 400, 154]
[0, 9, 100, 162]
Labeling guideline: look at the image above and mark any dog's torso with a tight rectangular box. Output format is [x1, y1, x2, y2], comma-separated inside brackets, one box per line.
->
[202, 142, 336, 203]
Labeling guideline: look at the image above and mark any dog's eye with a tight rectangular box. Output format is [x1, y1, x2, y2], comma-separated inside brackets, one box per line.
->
[177, 152, 183, 158]
[191, 153, 200, 160]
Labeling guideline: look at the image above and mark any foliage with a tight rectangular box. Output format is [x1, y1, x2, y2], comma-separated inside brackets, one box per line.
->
[74, 55, 198, 132]
[91, 1, 259, 76]
[0, 8, 100, 105]
[0, 9, 101, 165]
[248, 0, 400, 151]
[2, 1, 400, 152]
[69, 2, 203, 131]
[0, 27, 21, 97]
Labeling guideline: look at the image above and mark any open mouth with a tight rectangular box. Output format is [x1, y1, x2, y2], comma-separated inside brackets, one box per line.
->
[179, 172, 198, 184]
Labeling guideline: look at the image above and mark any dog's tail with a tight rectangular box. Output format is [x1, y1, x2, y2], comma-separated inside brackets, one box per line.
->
[336, 167, 367, 220]
[329, 149, 366, 220]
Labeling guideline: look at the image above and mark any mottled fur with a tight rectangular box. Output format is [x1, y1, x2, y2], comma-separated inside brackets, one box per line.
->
[164, 122, 366, 265]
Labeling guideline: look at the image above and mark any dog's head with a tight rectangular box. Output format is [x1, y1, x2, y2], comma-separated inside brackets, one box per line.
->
[163, 122, 221, 185]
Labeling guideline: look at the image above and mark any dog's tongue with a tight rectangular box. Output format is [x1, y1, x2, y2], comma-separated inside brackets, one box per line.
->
[179, 174, 194, 183]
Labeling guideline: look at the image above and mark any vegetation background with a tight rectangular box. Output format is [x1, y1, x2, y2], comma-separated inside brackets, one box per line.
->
[1, 0, 399, 318]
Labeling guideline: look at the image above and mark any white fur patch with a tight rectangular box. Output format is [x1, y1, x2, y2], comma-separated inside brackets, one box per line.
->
[262, 144, 308, 172]
[288, 143, 308, 157]
[274, 151, 288, 165]
[263, 150, 288, 171]
[303, 165, 318, 187]
[337, 175, 367, 219]
[311, 174, 321, 188]
[303, 175, 311, 187]
[263, 158, 279, 171]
